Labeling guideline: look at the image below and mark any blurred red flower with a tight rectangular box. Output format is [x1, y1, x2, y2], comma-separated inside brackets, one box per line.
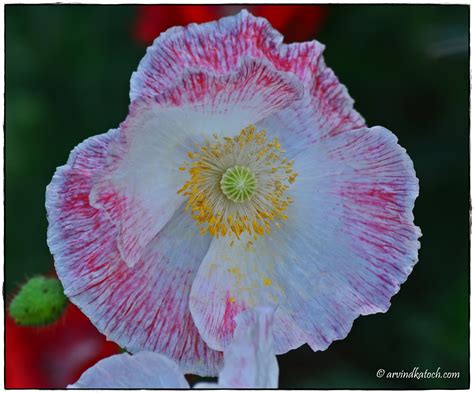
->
[6, 303, 120, 388]
[134, 5, 328, 45]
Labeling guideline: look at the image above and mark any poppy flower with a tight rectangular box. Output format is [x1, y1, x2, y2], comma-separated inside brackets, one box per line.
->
[134, 5, 327, 45]
[70, 308, 278, 388]
[46, 11, 420, 377]
[6, 303, 119, 388]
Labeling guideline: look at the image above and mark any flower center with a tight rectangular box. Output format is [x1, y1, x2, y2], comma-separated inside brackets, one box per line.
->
[178, 125, 297, 242]
[220, 166, 257, 203]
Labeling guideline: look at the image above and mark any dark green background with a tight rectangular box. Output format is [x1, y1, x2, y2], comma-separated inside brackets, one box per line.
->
[5, 5, 469, 389]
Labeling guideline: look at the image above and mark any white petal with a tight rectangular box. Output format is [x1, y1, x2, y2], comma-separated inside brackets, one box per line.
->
[189, 234, 307, 353]
[89, 103, 195, 267]
[47, 132, 222, 376]
[193, 308, 280, 389]
[218, 308, 278, 388]
[131, 9, 364, 157]
[91, 55, 302, 268]
[193, 382, 219, 388]
[69, 352, 189, 388]
[190, 126, 420, 354]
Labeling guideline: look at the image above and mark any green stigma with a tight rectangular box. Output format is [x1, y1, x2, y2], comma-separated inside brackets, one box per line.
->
[220, 165, 257, 203]
[9, 276, 68, 326]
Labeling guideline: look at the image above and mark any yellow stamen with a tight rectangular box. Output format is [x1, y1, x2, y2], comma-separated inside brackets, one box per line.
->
[177, 125, 297, 241]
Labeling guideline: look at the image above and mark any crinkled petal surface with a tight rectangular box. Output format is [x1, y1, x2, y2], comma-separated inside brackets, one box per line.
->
[46, 131, 222, 376]
[71, 309, 277, 389]
[190, 126, 420, 352]
[48, 8, 419, 373]
[131, 10, 365, 150]
[69, 351, 189, 388]
[47, 14, 305, 375]
[91, 57, 302, 268]
[218, 307, 278, 388]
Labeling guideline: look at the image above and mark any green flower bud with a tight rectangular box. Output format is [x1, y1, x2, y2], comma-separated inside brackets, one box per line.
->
[9, 276, 68, 326]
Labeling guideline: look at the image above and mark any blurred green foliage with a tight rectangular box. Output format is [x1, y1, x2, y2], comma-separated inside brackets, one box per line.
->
[6, 5, 469, 389]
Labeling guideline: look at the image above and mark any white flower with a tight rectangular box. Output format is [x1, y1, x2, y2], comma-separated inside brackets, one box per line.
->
[47, 10, 420, 376]
[70, 308, 278, 389]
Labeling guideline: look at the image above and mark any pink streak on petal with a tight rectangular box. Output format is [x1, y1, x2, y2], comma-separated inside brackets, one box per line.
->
[218, 308, 279, 388]
[46, 131, 222, 376]
[131, 10, 364, 149]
